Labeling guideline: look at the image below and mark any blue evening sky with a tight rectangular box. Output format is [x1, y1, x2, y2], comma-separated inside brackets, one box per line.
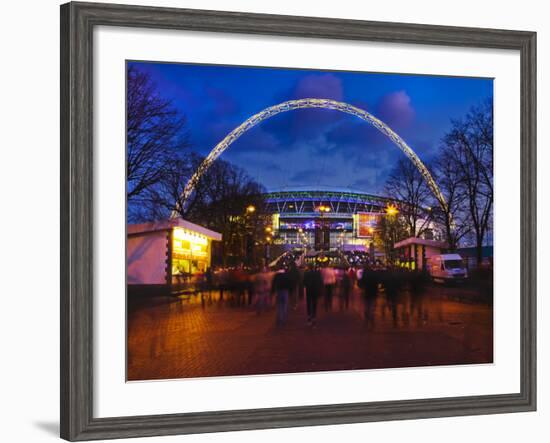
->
[129, 61, 492, 194]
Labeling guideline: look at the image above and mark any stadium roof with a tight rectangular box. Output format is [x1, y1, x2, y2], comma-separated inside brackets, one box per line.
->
[267, 185, 386, 198]
[263, 187, 394, 215]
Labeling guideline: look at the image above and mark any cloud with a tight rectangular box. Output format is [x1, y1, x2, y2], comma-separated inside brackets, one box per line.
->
[325, 119, 386, 149]
[350, 176, 378, 191]
[229, 125, 283, 153]
[349, 99, 371, 112]
[229, 154, 283, 173]
[259, 74, 346, 144]
[205, 86, 239, 117]
[290, 75, 345, 137]
[197, 74, 347, 154]
[376, 90, 415, 129]
[289, 167, 336, 184]
[293, 74, 344, 101]
[186, 80, 419, 193]
[187, 88, 242, 152]
[322, 118, 394, 167]
[407, 137, 436, 159]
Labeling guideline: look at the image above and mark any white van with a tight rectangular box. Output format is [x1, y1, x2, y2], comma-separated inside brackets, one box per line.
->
[429, 253, 468, 283]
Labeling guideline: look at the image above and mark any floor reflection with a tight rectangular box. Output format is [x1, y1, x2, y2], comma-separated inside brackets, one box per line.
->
[128, 282, 493, 381]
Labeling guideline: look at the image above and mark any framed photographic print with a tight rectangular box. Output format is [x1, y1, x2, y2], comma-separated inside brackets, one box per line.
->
[60, 1, 536, 441]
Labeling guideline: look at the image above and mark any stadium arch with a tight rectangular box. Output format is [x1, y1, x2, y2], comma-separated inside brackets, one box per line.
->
[174, 98, 447, 215]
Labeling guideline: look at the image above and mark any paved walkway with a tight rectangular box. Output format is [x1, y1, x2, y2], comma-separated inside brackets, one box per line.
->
[127, 284, 493, 381]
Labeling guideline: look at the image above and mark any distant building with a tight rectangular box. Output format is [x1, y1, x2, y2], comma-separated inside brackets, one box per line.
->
[127, 218, 221, 294]
[263, 186, 442, 253]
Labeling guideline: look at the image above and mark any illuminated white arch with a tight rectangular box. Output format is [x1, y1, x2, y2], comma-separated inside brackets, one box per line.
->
[175, 98, 447, 215]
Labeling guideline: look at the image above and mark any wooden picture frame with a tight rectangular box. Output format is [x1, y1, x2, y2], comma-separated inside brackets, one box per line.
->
[60, 2, 536, 440]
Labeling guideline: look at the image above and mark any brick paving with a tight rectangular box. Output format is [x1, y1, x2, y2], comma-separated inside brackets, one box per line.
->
[127, 285, 493, 381]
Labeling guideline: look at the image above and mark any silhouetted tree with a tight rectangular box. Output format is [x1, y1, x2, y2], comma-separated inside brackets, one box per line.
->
[182, 159, 268, 266]
[139, 153, 268, 266]
[384, 158, 433, 238]
[127, 65, 189, 205]
[439, 99, 493, 264]
[373, 211, 408, 264]
[432, 149, 472, 250]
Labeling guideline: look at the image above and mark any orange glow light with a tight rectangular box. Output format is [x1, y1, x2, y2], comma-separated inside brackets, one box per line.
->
[386, 204, 399, 216]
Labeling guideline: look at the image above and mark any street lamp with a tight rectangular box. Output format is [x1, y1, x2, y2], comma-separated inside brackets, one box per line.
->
[246, 205, 256, 214]
[315, 205, 332, 251]
[385, 204, 399, 216]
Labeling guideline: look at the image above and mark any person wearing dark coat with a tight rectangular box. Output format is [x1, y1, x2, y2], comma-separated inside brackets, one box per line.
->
[287, 262, 301, 310]
[341, 268, 352, 310]
[359, 266, 378, 327]
[303, 265, 323, 325]
[272, 269, 292, 325]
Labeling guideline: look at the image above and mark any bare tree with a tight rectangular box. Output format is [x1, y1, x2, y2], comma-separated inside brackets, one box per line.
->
[127, 65, 189, 204]
[384, 158, 433, 238]
[139, 152, 268, 266]
[439, 99, 493, 264]
[373, 210, 408, 265]
[182, 159, 268, 266]
[129, 156, 195, 222]
[432, 150, 472, 249]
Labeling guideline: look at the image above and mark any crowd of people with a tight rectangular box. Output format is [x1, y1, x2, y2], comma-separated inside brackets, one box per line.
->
[249, 262, 351, 326]
[198, 260, 426, 328]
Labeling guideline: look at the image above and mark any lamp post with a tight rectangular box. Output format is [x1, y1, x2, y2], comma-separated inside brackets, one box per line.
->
[264, 235, 272, 264]
[243, 204, 257, 266]
[385, 203, 399, 265]
[316, 205, 331, 251]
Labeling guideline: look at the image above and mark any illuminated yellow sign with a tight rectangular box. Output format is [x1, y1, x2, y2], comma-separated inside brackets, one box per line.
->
[173, 227, 208, 259]
[173, 227, 207, 245]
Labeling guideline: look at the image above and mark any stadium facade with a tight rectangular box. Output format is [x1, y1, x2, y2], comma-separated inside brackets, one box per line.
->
[264, 186, 440, 253]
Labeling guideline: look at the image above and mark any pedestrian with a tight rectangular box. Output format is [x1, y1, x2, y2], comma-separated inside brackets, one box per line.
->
[383, 267, 400, 328]
[359, 265, 378, 328]
[272, 267, 292, 325]
[347, 266, 356, 285]
[231, 266, 248, 306]
[303, 264, 323, 325]
[341, 267, 352, 310]
[320, 265, 336, 312]
[252, 266, 272, 315]
[355, 266, 364, 282]
[288, 262, 301, 310]
[202, 267, 214, 304]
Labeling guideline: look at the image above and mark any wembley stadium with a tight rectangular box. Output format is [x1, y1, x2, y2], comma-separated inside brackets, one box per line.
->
[264, 186, 400, 252]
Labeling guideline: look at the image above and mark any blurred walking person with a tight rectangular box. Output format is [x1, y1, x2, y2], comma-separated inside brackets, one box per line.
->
[288, 262, 301, 310]
[303, 264, 323, 326]
[320, 265, 336, 312]
[359, 265, 378, 328]
[252, 266, 272, 315]
[340, 268, 352, 310]
[272, 268, 292, 326]
[383, 268, 400, 328]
